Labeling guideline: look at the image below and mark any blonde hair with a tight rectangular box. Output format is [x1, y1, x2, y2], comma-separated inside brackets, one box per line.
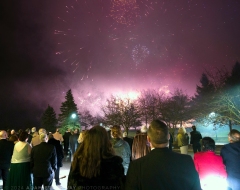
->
[38, 128, 46, 135]
[78, 131, 87, 143]
[40, 133, 48, 142]
[178, 127, 186, 134]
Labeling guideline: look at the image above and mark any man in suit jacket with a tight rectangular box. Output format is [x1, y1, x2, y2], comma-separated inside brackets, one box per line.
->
[0, 130, 14, 189]
[31, 133, 57, 190]
[48, 133, 64, 186]
[125, 120, 201, 190]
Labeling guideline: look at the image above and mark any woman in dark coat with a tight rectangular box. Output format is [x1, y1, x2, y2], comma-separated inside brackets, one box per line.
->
[67, 126, 125, 190]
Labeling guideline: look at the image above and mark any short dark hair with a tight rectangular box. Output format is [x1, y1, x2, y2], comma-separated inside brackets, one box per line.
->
[192, 125, 196, 130]
[228, 129, 240, 142]
[202, 137, 215, 151]
[111, 125, 122, 138]
[148, 120, 168, 145]
[48, 133, 54, 139]
[19, 131, 29, 142]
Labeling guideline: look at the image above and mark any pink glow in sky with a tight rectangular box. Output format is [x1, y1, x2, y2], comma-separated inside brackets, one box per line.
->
[1, 0, 240, 126]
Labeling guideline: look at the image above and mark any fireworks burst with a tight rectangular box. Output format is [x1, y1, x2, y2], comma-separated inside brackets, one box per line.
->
[54, 0, 109, 77]
[131, 44, 150, 65]
[110, 0, 140, 26]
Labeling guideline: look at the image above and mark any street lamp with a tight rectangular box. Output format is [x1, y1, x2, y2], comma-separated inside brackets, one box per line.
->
[71, 113, 77, 119]
[70, 113, 77, 128]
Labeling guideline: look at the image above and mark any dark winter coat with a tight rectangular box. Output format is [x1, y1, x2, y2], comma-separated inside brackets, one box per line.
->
[126, 148, 201, 190]
[0, 139, 14, 169]
[69, 133, 79, 156]
[67, 156, 125, 190]
[48, 138, 64, 167]
[221, 141, 240, 189]
[190, 130, 202, 145]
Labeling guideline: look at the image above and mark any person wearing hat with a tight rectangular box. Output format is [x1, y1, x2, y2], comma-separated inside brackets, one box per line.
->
[132, 126, 150, 160]
[190, 125, 202, 153]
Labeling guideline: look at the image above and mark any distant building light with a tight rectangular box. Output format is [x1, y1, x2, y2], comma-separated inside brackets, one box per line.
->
[209, 112, 216, 118]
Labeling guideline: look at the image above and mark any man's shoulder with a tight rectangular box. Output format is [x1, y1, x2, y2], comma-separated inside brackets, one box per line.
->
[191, 131, 201, 136]
[0, 139, 14, 147]
[151, 148, 192, 160]
[221, 142, 240, 153]
[34, 142, 54, 149]
[131, 149, 191, 166]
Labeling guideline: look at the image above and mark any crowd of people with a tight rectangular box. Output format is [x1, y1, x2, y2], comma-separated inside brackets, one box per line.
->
[0, 121, 240, 190]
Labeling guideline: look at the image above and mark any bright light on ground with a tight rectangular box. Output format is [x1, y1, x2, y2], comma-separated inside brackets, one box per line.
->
[200, 175, 227, 190]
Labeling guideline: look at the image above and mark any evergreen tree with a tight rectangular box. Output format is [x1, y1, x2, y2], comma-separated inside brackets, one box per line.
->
[190, 73, 215, 120]
[191, 63, 240, 131]
[41, 105, 58, 133]
[58, 89, 80, 133]
[225, 61, 240, 87]
[195, 73, 215, 100]
[216, 61, 240, 130]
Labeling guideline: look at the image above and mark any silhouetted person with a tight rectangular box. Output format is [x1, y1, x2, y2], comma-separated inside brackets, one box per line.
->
[31, 133, 57, 190]
[123, 131, 133, 161]
[169, 133, 173, 151]
[48, 133, 64, 186]
[63, 129, 71, 155]
[125, 120, 201, 190]
[0, 130, 14, 189]
[26, 128, 32, 144]
[69, 129, 79, 161]
[221, 129, 240, 190]
[190, 125, 202, 153]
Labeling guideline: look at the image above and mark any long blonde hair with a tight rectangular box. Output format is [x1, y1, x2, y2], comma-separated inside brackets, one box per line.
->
[178, 127, 186, 135]
[71, 126, 115, 178]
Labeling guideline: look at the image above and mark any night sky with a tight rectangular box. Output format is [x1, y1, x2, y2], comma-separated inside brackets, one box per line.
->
[1, 0, 240, 128]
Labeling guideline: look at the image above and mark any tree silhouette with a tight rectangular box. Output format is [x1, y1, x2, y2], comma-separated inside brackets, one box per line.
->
[41, 104, 58, 132]
[58, 89, 80, 133]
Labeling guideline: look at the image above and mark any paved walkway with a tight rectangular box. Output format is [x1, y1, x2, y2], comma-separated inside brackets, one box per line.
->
[0, 157, 72, 190]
